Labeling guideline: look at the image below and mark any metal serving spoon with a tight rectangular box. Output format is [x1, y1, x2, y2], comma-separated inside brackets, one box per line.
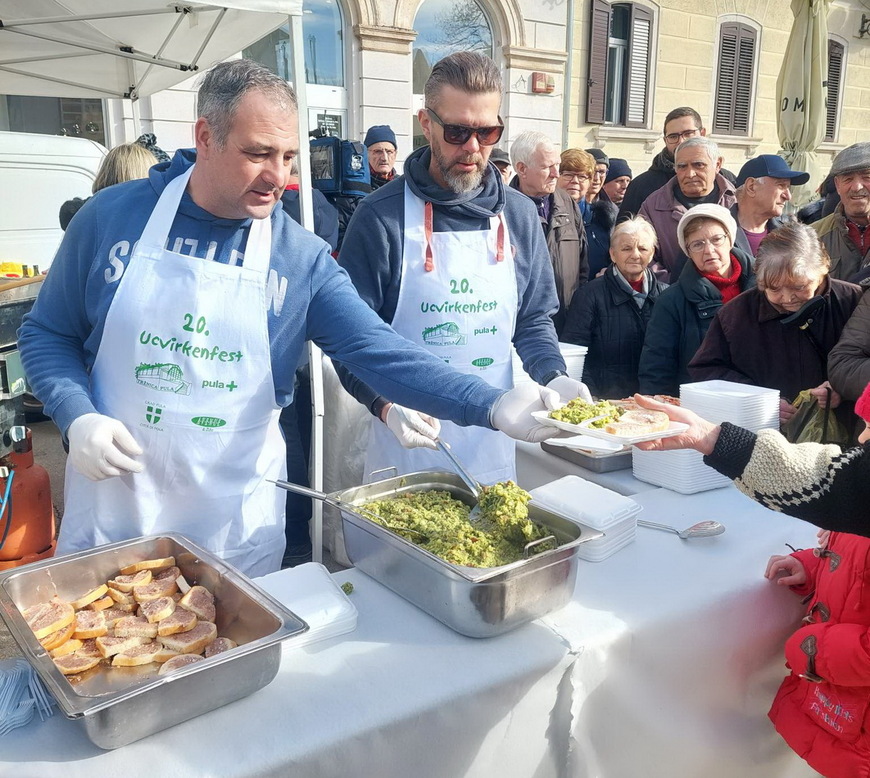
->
[637, 519, 725, 540]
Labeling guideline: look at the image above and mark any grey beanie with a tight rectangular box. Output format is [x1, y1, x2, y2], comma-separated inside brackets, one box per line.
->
[830, 142, 870, 178]
[676, 204, 737, 255]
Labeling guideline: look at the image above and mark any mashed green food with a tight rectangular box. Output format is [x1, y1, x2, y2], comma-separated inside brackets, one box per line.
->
[549, 398, 624, 427]
[364, 482, 554, 568]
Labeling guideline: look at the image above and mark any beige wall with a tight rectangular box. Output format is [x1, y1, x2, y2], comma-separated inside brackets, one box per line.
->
[567, 0, 870, 188]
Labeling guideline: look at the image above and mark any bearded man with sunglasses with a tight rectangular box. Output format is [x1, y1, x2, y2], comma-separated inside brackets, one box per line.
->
[335, 51, 590, 485]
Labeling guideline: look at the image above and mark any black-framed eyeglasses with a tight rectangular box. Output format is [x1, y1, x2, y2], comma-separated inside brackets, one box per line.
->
[664, 128, 701, 144]
[426, 108, 504, 146]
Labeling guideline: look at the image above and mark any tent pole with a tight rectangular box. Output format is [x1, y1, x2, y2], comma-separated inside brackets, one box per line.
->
[288, 12, 324, 564]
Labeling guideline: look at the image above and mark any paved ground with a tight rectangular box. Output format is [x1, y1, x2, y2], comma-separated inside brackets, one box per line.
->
[0, 419, 346, 660]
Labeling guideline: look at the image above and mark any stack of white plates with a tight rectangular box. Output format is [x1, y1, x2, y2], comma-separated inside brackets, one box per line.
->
[529, 475, 641, 562]
[513, 343, 588, 386]
[679, 380, 780, 432]
[631, 448, 731, 494]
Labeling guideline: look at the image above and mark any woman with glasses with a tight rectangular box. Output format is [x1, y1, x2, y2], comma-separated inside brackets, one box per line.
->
[689, 221, 861, 429]
[559, 149, 617, 278]
[562, 216, 668, 399]
[638, 204, 755, 395]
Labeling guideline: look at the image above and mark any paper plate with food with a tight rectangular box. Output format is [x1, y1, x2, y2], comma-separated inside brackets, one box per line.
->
[533, 397, 688, 444]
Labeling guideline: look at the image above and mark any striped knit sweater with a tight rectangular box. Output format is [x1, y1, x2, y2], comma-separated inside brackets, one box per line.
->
[705, 422, 868, 533]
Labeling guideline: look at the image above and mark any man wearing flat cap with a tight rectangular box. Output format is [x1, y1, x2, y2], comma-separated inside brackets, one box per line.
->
[731, 154, 809, 257]
[813, 142, 870, 281]
[364, 124, 398, 190]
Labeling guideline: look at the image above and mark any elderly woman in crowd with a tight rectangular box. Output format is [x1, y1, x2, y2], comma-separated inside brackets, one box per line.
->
[689, 221, 862, 427]
[638, 204, 755, 395]
[562, 216, 668, 399]
[558, 149, 617, 278]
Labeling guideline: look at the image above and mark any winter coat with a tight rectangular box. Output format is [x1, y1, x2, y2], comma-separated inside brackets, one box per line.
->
[728, 203, 785, 257]
[638, 173, 737, 283]
[562, 266, 668, 399]
[370, 168, 396, 191]
[510, 178, 589, 336]
[618, 147, 737, 221]
[580, 197, 618, 277]
[828, 286, 870, 402]
[769, 533, 870, 778]
[638, 247, 755, 396]
[689, 279, 862, 402]
[280, 187, 340, 252]
[813, 205, 870, 281]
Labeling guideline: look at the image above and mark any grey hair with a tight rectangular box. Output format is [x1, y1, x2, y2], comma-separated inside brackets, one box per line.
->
[675, 136, 721, 165]
[510, 131, 556, 168]
[424, 51, 502, 110]
[610, 215, 658, 250]
[197, 59, 297, 148]
[755, 221, 830, 289]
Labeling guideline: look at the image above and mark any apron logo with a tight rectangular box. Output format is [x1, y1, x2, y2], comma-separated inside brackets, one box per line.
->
[136, 362, 191, 395]
[191, 416, 227, 428]
[471, 357, 494, 368]
[422, 322, 466, 346]
[145, 404, 162, 424]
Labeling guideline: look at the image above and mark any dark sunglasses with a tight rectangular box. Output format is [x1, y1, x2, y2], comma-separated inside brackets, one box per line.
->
[426, 108, 504, 146]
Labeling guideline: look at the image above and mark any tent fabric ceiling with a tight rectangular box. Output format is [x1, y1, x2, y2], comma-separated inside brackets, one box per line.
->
[0, 1, 302, 99]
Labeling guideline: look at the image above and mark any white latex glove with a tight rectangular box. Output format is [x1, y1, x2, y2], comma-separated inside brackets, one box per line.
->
[490, 383, 562, 443]
[67, 413, 145, 481]
[384, 404, 441, 450]
[546, 375, 593, 404]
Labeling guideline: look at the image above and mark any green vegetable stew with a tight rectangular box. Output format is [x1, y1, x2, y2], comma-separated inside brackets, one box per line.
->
[549, 398, 624, 427]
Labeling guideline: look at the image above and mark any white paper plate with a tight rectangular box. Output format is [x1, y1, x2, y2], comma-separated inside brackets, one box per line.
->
[534, 410, 689, 444]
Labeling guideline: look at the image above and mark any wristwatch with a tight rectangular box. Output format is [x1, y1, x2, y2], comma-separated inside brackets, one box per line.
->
[541, 370, 568, 386]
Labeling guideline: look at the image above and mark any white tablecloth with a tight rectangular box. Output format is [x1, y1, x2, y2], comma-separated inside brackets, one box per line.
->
[2, 487, 824, 777]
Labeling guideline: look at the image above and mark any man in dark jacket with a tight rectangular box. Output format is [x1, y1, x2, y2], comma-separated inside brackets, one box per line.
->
[619, 106, 736, 220]
[511, 130, 589, 335]
[731, 154, 808, 257]
[364, 124, 398, 190]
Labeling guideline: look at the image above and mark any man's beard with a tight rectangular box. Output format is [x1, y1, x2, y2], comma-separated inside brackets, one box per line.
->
[432, 141, 485, 194]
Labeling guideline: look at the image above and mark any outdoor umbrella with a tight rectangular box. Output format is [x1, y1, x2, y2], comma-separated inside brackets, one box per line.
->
[776, 0, 832, 207]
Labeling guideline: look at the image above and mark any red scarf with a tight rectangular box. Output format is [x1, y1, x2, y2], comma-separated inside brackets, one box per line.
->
[628, 278, 644, 292]
[846, 219, 870, 256]
[700, 258, 742, 304]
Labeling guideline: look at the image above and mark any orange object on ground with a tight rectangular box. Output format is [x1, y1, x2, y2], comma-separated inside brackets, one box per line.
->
[0, 429, 56, 569]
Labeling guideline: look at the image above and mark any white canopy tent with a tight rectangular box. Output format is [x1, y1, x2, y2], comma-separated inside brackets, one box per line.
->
[0, 0, 328, 562]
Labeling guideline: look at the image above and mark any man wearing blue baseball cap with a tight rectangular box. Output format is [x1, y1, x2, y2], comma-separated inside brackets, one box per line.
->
[731, 154, 809, 257]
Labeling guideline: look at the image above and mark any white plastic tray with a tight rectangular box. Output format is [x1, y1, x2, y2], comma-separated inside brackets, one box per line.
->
[257, 563, 357, 649]
[534, 410, 689, 445]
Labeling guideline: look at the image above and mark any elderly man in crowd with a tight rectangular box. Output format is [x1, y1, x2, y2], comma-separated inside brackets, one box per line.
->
[364, 124, 398, 190]
[489, 147, 513, 184]
[511, 131, 589, 335]
[619, 107, 735, 219]
[335, 52, 591, 486]
[639, 136, 737, 282]
[731, 154, 808, 257]
[584, 148, 609, 204]
[602, 158, 632, 206]
[813, 142, 870, 281]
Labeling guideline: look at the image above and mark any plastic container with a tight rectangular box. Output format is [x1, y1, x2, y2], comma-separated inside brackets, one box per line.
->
[529, 476, 642, 562]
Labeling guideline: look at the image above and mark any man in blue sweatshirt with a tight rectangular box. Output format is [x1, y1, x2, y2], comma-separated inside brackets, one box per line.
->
[337, 51, 590, 485]
[18, 59, 564, 576]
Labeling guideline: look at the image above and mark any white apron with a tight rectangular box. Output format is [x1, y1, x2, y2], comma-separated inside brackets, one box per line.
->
[59, 167, 286, 577]
[364, 184, 517, 485]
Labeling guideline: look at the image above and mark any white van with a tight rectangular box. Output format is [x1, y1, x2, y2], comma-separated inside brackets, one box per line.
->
[0, 131, 107, 269]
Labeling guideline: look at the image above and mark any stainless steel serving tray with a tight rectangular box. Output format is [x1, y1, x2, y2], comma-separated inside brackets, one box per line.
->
[337, 471, 603, 638]
[0, 533, 308, 749]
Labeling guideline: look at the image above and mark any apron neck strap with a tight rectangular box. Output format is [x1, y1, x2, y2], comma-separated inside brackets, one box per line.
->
[422, 200, 505, 272]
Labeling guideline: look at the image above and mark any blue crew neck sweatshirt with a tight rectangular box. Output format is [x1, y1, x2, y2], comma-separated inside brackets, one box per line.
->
[18, 149, 503, 436]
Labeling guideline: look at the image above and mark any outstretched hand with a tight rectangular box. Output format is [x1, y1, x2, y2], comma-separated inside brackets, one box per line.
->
[630, 394, 721, 456]
[765, 554, 807, 587]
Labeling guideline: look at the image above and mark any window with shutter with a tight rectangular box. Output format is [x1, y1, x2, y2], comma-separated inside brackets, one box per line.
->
[586, 1, 654, 128]
[713, 22, 757, 136]
[825, 40, 844, 143]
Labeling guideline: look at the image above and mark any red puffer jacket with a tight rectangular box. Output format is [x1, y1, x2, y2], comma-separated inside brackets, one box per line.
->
[769, 533, 870, 778]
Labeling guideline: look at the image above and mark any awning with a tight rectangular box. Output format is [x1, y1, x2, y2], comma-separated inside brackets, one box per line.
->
[0, 1, 302, 100]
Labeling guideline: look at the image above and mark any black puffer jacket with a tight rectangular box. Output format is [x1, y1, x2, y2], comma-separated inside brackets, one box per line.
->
[562, 266, 668, 399]
[638, 247, 755, 395]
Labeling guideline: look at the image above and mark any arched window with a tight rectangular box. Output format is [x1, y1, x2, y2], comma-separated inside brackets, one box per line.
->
[412, 0, 495, 147]
[243, 0, 344, 88]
